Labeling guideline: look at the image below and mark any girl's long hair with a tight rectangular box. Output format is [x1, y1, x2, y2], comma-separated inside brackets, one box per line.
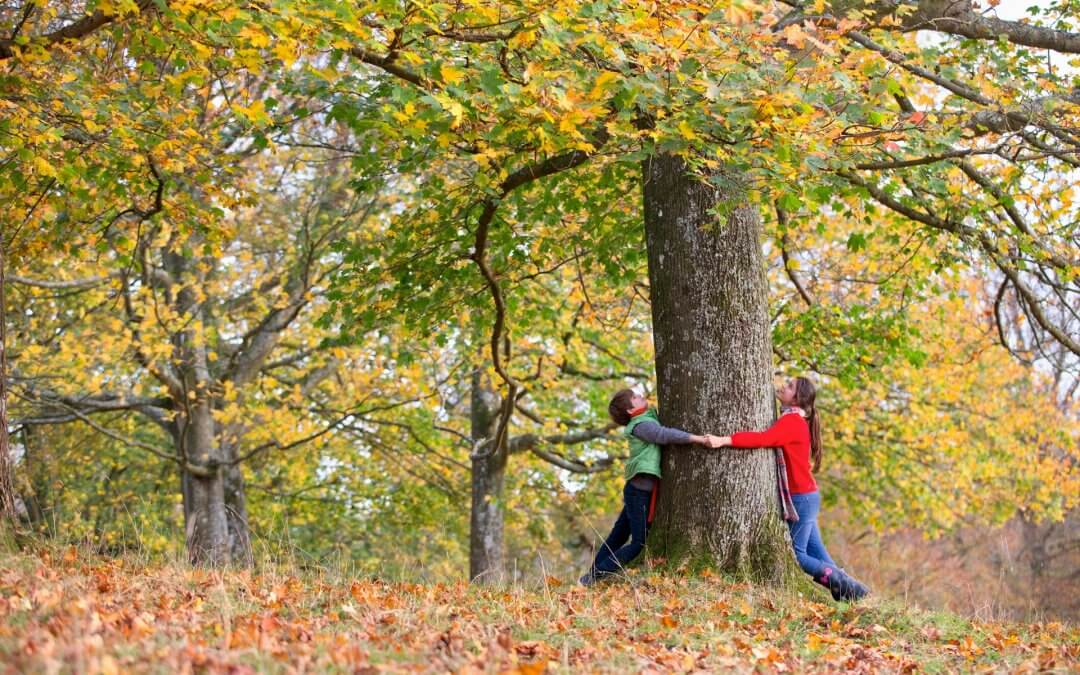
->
[794, 377, 822, 472]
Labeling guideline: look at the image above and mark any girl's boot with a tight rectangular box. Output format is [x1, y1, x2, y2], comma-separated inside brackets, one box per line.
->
[815, 567, 869, 602]
[831, 568, 870, 602]
[814, 567, 836, 593]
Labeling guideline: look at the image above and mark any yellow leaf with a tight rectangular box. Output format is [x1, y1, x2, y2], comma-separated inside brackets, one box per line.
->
[238, 25, 271, 49]
[677, 120, 698, 141]
[440, 64, 466, 85]
[33, 157, 57, 178]
[589, 71, 619, 99]
[507, 29, 537, 50]
[273, 40, 297, 66]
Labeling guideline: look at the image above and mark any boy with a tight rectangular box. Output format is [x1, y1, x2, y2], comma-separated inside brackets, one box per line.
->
[580, 388, 718, 585]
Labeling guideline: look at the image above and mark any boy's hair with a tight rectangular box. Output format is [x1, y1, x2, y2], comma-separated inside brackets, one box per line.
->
[608, 389, 636, 426]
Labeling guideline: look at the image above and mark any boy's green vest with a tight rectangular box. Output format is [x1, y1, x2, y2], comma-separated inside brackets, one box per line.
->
[624, 409, 662, 481]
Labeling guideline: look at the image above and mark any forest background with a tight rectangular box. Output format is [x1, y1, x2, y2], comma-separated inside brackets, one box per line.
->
[1, 0, 1078, 633]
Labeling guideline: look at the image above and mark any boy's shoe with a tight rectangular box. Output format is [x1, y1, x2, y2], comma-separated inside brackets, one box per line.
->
[579, 572, 596, 587]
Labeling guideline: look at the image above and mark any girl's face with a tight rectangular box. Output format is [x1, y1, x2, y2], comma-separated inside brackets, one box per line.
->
[776, 379, 798, 406]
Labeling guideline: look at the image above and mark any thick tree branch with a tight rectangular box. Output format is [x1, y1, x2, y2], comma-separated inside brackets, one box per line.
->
[7, 273, 114, 289]
[890, 0, 1080, 54]
[853, 147, 999, 171]
[528, 446, 617, 473]
[0, 0, 158, 60]
[846, 30, 991, 105]
[507, 424, 617, 453]
[348, 47, 428, 88]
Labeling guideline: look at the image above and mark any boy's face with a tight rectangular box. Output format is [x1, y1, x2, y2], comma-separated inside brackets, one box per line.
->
[630, 393, 648, 411]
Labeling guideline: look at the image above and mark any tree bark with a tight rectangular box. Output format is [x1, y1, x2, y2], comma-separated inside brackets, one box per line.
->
[642, 154, 795, 582]
[469, 367, 506, 583]
[167, 246, 233, 567]
[180, 397, 229, 566]
[0, 237, 16, 524]
[223, 454, 253, 566]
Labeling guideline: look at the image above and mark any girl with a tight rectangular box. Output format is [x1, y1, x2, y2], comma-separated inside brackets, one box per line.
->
[714, 377, 869, 601]
[579, 388, 718, 586]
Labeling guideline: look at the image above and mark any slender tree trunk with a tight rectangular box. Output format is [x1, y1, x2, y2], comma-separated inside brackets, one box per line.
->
[469, 367, 506, 583]
[180, 464, 193, 524]
[642, 154, 794, 582]
[167, 247, 231, 565]
[0, 237, 16, 524]
[222, 453, 253, 566]
[20, 427, 48, 532]
[180, 399, 229, 566]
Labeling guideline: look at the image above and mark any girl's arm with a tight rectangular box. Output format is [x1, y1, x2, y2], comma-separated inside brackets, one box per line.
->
[718, 415, 798, 448]
[632, 421, 712, 446]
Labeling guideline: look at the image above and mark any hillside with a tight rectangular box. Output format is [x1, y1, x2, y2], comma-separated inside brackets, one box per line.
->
[1, 545, 1076, 673]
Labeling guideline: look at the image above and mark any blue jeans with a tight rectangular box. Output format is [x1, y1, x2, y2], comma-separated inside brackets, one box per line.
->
[787, 491, 837, 578]
[591, 481, 652, 575]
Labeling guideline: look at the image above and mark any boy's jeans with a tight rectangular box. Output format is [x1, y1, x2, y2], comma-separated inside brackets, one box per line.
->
[787, 491, 837, 577]
[591, 481, 652, 576]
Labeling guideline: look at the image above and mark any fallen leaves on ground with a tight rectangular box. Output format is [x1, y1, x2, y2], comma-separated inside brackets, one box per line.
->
[0, 546, 1077, 673]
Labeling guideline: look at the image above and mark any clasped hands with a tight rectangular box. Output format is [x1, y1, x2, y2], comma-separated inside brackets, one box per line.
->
[703, 434, 731, 448]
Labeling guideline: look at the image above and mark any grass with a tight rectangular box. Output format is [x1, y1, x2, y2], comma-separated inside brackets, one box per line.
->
[0, 541, 1076, 673]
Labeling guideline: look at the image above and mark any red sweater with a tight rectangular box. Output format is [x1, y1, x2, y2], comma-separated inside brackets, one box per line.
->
[731, 413, 817, 494]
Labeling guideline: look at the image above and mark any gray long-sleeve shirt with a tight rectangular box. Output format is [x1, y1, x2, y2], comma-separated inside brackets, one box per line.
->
[630, 420, 692, 446]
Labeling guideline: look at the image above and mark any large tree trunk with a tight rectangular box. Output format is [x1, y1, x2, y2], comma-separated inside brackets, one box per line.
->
[642, 154, 794, 582]
[469, 368, 506, 583]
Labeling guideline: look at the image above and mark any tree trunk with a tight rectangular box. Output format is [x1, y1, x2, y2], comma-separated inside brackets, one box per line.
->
[181, 398, 229, 566]
[642, 154, 794, 582]
[223, 456, 253, 566]
[169, 251, 231, 565]
[20, 427, 50, 533]
[0, 237, 16, 524]
[469, 367, 506, 583]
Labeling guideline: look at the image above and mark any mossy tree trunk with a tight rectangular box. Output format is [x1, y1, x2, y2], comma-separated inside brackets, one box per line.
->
[469, 367, 506, 583]
[642, 154, 796, 583]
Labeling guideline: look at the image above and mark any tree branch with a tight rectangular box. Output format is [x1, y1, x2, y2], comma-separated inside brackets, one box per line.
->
[348, 47, 428, 88]
[775, 203, 815, 306]
[0, 0, 158, 60]
[891, 0, 1080, 54]
[6, 273, 115, 289]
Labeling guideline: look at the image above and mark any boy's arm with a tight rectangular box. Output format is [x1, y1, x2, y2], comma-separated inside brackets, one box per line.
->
[631, 421, 710, 446]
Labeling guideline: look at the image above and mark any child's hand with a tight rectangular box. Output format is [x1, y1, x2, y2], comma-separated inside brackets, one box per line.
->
[704, 434, 726, 448]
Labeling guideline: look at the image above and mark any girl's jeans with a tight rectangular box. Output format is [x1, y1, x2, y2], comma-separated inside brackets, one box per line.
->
[591, 481, 652, 575]
[788, 491, 837, 578]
